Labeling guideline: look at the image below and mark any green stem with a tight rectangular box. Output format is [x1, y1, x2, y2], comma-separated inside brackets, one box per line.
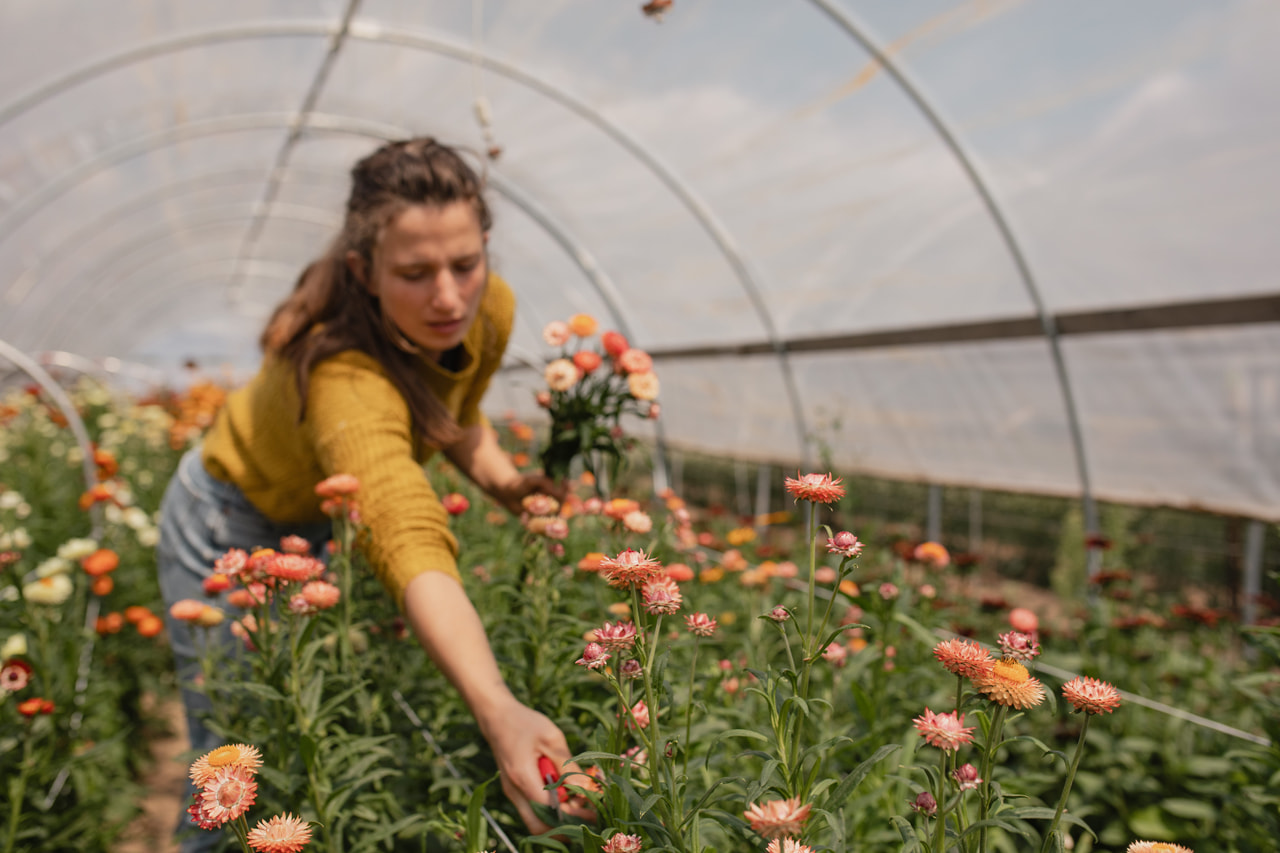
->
[1040, 715, 1091, 853]
[933, 747, 949, 853]
[683, 637, 699, 780]
[978, 704, 1009, 853]
[3, 735, 33, 853]
[804, 503, 817, 657]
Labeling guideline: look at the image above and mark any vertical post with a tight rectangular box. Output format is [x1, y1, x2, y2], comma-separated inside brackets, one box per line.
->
[1243, 519, 1265, 627]
[969, 488, 983, 556]
[671, 451, 684, 496]
[735, 461, 751, 519]
[926, 483, 942, 543]
[753, 462, 771, 531]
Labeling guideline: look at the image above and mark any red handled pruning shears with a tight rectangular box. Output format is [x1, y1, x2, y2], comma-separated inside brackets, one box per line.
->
[537, 755, 569, 820]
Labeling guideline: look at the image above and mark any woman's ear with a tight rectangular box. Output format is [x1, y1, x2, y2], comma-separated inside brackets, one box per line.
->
[346, 250, 371, 294]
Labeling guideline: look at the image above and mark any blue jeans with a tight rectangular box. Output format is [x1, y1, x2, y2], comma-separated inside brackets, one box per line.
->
[156, 447, 330, 851]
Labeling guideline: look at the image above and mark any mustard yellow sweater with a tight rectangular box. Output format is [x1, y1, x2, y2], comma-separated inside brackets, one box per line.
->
[202, 274, 515, 607]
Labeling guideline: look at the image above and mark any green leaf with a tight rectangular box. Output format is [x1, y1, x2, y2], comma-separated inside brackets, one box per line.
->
[1161, 797, 1217, 822]
[1127, 805, 1177, 840]
[827, 744, 900, 805]
[465, 774, 496, 853]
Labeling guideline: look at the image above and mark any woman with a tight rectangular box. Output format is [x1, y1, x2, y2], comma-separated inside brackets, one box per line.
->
[157, 138, 588, 848]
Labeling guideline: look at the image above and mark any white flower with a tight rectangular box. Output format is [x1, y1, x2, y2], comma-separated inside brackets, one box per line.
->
[14, 502, 30, 520]
[49, 441, 66, 458]
[1, 633, 27, 658]
[136, 527, 159, 547]
[35, 556, 72, 578]
[122, 507, 149, 530]
[104, 504, 123, 524]
[0, 533, 9, 549]
[57, 538, 99, 560]
[0, 492, 22, 510]
[11, 529, 31, 549]
[24, 573, 73, 606]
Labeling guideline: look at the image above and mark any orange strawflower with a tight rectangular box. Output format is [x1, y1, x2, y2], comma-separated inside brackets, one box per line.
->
[247, 812, 313, 852]
[124, 605, 153, 624]
[783, 472, 845, 504]
[974, 658, 1046, 709]
[933, 638, 995, 679]
[913, 541, 950, 567]
[190, 743, 264, 786]
[1126, 844, 1193, 853]
[81, 549, 119, 577]
[91, 575, 114, 596]
[136, 615, 164, 637]
[568, 313, 598, 337]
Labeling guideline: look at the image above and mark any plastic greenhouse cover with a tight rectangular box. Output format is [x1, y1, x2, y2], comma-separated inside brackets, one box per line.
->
[0, 1, 1277, 520]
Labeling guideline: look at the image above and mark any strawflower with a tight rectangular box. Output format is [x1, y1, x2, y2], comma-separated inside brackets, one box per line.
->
[1126, 844, 1193, 853]
[187, 795, 222, 830]
[301, 580, 340, 610]
[974, 658, 1046, 709]
[641, 576, 683, 614]
[952, 763, 982, 790]
[826, 530, 863, 558]
[1061, 675, 1122, 715]
[573, 350, 602, 373]
[619, 659, 642, 680]
[23, 573, 72, 605]
[998, 630, 1041, 662]
[602, 834, 643, 853]
[744, 797, 811, 839]
[684, 612, 717, 637]
[1, 658, 33, 692]
[215, 548, 249, 577]
[170, 599, 206, 622]
[617, 349, 653, 374]
[622, 510, 653, 533]
[544, 358, 579, 392]
[200, 765, 258, 824]
[190, 743, 264, 786]
[247, 812, 313, 852]
[441, 493, 470, 515]
[543, 320, 571, 347]
[913, 541, 950, 567]
[913, 708, 975, 751]
[600, 549, 664, 589]
[18, 697, 54, 716]
[568, 313, 598, 336]
[576, 643, 610, 670]
[627, 372, 660, 401]
[522, 494, 560, 517]
[933, 638, 994, 679]
[783, 472, 845, 504]
[314, 473, 359, 497]
[626, 699, 650, 729]
[1008, 607, 1039, 634]
[766, 841, 814, 853]
[203, 573, 233, 595]
[767, 605, 790, 622]
[594, 621, 638, 651]
[909, 791, 938, 816]
[279, 535, 311, 555]
[267, 554, 323, 583]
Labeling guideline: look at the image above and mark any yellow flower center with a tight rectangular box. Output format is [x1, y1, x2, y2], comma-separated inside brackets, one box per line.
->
[206, 745, 241, 767]
[992, 658, 1029, 683]
[1151, 846, 1176, 853]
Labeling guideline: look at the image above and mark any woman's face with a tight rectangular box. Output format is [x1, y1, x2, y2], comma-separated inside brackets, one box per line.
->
[359, 201, 488, 361]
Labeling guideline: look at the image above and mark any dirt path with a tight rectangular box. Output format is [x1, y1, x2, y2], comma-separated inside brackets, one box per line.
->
[116, 694, 185, 853]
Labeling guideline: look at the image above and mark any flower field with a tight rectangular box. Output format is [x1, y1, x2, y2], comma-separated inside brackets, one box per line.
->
[2, 377, 1279, 853]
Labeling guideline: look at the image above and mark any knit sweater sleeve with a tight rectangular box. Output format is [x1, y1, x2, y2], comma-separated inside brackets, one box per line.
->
[304, 352, 460, 609]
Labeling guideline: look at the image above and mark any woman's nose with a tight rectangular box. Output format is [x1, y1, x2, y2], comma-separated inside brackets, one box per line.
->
[431, 273, 463, 312]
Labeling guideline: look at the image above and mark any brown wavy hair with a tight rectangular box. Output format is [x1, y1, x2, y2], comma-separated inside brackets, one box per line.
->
[260, 138, 494, 450]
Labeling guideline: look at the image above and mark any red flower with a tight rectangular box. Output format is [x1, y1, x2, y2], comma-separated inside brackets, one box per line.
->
[18, 696, 53, 716]
[572, 350, 602, 374]
[442, 493, 470, 515]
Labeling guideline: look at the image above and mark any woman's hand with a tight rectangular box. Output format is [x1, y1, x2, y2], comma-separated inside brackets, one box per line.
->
[475, 695, 596, 834]
[488, 471, 566, 516]
[445, 424, 565, 515]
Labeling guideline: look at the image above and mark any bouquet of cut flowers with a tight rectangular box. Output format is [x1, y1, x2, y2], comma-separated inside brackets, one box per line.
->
[536, 313, 659, 485]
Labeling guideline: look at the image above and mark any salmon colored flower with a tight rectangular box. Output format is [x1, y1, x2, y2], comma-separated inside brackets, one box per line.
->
[187, 795, 222, 830]
[578, 552, 606, 572]
[641, 577, 683, 614]
[576, 642, 610, 670]
[685, 612, 717, 637]
[602, 833, 643, 853]
[315, 473, 359, 498]
[568, 313, 598, 337]
[1061, 676, 1122, 715]
[1126, 844, 1193, 853]
[169, 599, 205, 622]
[594, 621, 638, 651]
[523, 494, 560, 517]
[136, 615, 164, 637]
[665, 563, 694, 582]
[91, 575, 113, 596]
[604, 498, 641, 520]
[744, 797, 811, 839]
[1, 658, 33, 691]
[767, 841, 814, 853]
[974, 658, 1046, 709]
[196, 606, 225, 628]
[301, 580, 340, 610]
[203, 573, 233, 595]
[933, 638, 995, 679]
[200, 765, 257, 824]
[267, 554, 323, 583]
[913, 708, 976, 751]
[784, 472, 845, 504]
[619, 659, 642, 680]
[600, 549, 665, 589]
[81, 549, 119, 577]
[246, 812, 313, 853]
[617, 348, 653, 374]
[913, 541, 950, 567]
[124, 605, 152, 624]
[602, 330, 629, 357]
[626, 699, 650, 729]
[822, 643, 848, 667]
[190, 743, 264, 786]
[1008, 607, 1039, 634]
[442, 493, 470, 515]
[214, 549, 249, 577]
[627, 372, 660, 401]
[622, 510, 652, 533]
[814, 566, 837, 584]
[573, 350, 602, 374]
[543, 320, 571, 347]
[767, 605, 790, 622]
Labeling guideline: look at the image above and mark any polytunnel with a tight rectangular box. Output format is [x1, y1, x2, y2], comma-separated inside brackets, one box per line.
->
[2, 0, 1278, 526]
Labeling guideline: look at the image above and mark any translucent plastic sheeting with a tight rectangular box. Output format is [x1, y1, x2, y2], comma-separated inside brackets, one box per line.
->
[1, 0, 1277, 520]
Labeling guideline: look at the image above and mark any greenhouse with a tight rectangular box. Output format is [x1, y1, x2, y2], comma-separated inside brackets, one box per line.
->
[0, 2, 1277, 851]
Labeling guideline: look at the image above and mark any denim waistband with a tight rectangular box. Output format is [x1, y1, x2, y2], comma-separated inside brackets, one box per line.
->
[176, 445, 249, 510]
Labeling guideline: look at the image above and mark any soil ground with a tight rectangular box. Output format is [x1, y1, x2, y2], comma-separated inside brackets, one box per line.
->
[117, 693, 184, 853]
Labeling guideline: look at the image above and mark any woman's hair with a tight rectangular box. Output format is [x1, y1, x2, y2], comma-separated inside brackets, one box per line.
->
[260, 138, 493, 450]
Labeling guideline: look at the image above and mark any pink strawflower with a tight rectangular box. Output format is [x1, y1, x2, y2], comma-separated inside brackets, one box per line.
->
[913, 708, 976, 751]
[199, 765, 258, 824]
[879, 582, 899, 601]
[187, 795, 222, 830]
[619, 659, 642, 680]
[543, 321, 571, 347]
[814, 566, 837, 584]
[1, 658, 33, 692]
[522, 494, 561, 517]
[909, 791, 938, 816]
[301, 580, 340, 610]
[599, 549, 665, 589]
[617, 349, 653, 374]
[626, 700, 650, 730]
[952, 763, 982, 791]
[594, 621, 638, 651]
[314, 474, 359, 497]
[287, 594, 316, 616]
[1061, 676, 1123, 715]
[576, 643, 611, 670]
[170, 599, 206, 622]
[932, 638, 995, 680]
[602, 834, 643, 853]
[767, 605, 791, 622]
[622, 745, 647, 766]
[684, 612, 717, 637]
[743, 797, 812, 839]
[214, 548, 249, 577]
[997, 630, 1040, 662]
[641, 577, 683, 615]
[1126, 843, 1193, 853]
[247, 812, 313, 852]
[766, 841, 815, 853]
[822, 643, 848, 667]
[826, 531, 863, 558]
[783, 472, 845, 504]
